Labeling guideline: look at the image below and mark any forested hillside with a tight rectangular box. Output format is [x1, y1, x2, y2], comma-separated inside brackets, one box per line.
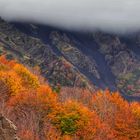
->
[1, 18, 140, 100]
[0, 56, 140, 140]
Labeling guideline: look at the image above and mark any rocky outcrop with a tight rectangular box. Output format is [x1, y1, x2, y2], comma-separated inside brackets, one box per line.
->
[0, 114, 20, 140]
[50, 32, 100, 79]
[0, 18, 94, 89]
[94, 32, 140, 77]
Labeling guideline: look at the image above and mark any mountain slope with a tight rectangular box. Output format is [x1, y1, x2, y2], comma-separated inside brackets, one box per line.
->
[0, 18, 94, 90]
[0, 18, 140, 98]
[1, 56, 140, 140]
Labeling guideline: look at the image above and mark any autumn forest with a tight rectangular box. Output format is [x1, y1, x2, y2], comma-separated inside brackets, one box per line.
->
[0, 56, 139, 140]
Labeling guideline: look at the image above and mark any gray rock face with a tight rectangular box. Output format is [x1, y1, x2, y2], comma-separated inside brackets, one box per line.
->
[50, 32, 100, 79]
[0, 18, 94, 89]
[94, 32, 140, 77]
[0, 114, 20, 140]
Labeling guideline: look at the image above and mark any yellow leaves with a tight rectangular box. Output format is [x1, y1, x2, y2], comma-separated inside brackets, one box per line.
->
[131, 102, 140, 119]
[14, 64, 39, 88]
[63, 100, 91, 124]
[0, 71, 23, 96]
[0, 56, 41, 98]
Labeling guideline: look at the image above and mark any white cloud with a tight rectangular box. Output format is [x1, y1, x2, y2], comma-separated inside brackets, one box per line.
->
[0, 0, 140, 33]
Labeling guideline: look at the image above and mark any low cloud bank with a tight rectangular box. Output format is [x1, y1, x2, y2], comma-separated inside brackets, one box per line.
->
[0, 0, 140, 33]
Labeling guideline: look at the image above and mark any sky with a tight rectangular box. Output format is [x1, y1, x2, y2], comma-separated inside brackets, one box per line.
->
[0, 0, 140, 33]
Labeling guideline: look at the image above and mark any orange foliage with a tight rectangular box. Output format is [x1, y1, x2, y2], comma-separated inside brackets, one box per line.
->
[60, 88, 140, 140]
[13, 64, 39, 88]
[0, 55, 16, 68]
[91, 90, 140, 140]
[1, 56, 140, 140]
[49, 100, 101, 139]
[0, 71, 23, 96]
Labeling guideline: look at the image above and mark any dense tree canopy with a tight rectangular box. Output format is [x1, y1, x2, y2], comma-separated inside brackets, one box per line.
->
[0, 56, 140, 140]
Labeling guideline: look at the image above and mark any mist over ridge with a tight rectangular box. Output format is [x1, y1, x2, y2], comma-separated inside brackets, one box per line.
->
[0, 0, 140, 33]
